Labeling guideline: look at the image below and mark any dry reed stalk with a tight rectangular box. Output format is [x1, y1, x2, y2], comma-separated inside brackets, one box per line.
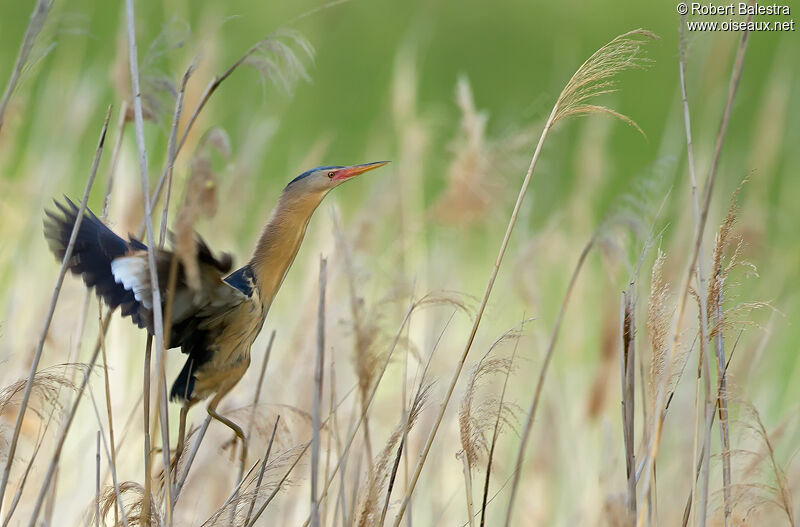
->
[0, 106, 112, 520]
[322, 354, 336, 527]
[677, 16, 714, 526]
[744, 404, 796, 526]
[230, 330, 277, 518]
[298, 297, 415, 527]
[245, 440, 312, 527]
[164, 130, 227, 498]
[638, 13, 753, 525]
[621, 291, 636, 522]
[204, 461, 260, 526]
[1, 370, 76, 527]
[96, 431, 101, 527]
[680, 334, 742, 526]
[244, 415, 281, 526]
[358, 383, 430, 527]
[124, 2, 173, 522]
[101, 99, 128, 222]
[380, 437, 405, 527]
[44, 292, 91, 524]
[334, 213, 377, 467]
[504, 236, 596, 524]
[141, 335, 154, 525]
[480, 326, 521, 527]
[311, 257, 328, 527]
[157, 67, 193, 247]
[87, 385, 130, 527]
[98, 299, 120, 525]
[299, 295, 466, 527]
[400, 304, 413, 527]
[400, 103, 559, 527]
[173, 415, 212, 503]
[390, 30, 655, 527]
[249, 331, 277, 432]
[330, 360, 350, 527]
[83, 103, 127, 525]
[0, 0, 51, 132]
[382, 312, 458, 527]
[27, 309, 113, 525]
[174, 30, 311, 159]
[644, 251, 671, 523]
[707, 189, 744, 527]
[95, 481, 162, 527]
[140, 28, 311, 236]
[458, 330, 521, 527]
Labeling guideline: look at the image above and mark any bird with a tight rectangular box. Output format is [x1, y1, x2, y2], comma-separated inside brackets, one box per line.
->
[44, 160, 389, 462]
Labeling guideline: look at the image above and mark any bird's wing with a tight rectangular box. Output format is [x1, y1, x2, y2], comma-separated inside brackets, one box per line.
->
[44, 198, 247, 342]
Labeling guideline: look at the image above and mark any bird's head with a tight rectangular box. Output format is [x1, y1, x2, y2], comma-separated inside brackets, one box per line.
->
[284, 161, 390, 196]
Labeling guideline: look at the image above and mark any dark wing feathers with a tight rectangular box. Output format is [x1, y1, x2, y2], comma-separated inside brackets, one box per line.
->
[44, 198, 152, 329]
[44, 198, 246, 344]
[44, 198, 258, 403]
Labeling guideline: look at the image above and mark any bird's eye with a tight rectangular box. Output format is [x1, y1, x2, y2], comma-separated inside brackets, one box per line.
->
[327, 171, 335, 179]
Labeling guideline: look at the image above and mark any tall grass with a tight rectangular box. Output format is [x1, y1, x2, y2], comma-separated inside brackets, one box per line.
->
[0, 4, 797, 527]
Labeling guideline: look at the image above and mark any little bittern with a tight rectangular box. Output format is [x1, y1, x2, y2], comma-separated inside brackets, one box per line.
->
[44, 161, 389, 461]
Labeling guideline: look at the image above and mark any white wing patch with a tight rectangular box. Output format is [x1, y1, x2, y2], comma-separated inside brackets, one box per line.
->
[111, 255, 153, 309]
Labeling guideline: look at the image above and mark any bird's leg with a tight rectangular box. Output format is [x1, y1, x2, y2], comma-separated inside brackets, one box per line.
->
[172, 403, 190, 471]
[207, 402, 247, 469]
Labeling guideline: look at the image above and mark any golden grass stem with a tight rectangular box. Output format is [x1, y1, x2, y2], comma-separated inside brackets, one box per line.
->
[26, 310, 113, 526]
[319, 303, 413, 513]
[379, 436, 405, 527]
[377, 315, 454, 527]
[142, 336, 154, 525]
[3, 407, 57, 527]
[311, 257, 328, 527]
[394, 101, 558, 527]
[101, 100, 128, 222]
[251, 331, 277, 421]
[247, 439, 312, 527]
[0, 0, 51, 132]
[43, 290, 91, 524]
[681, 335, 740, 526]
[637, 13, 753, 525]
[479, 326, 520, 527]
[124, 1, 173, 522]
[244, 415, 280, 526]
[98, 299, 120, 525]
[87, 385, 130, 527]
[205, 461, 261, 525]
[680, 14, 730, 516]
[230, 330, 277, 520]
[322, 354, 336, 527]
[504, 236, 595, 525]
[174, 415, 212, 502]
[294, 298, 427, 527]
[157, 68, 192, 247]
[460, 454, 475, 527]
[203, 460, 261, 525]
[689, 353, 703, 527]
[712, 285, 732, 523]
[330, 360, 350, 527]
[0, 106, 112, 521]
[621, 291, 637, 520]
[677, 13, 714, 524]
[96, 431, 101, 527]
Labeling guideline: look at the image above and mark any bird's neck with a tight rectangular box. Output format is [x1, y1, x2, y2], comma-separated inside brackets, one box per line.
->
[250, 188, 326, 307]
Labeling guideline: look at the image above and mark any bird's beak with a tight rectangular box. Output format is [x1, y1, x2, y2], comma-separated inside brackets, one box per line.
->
[332, 161, 390, 181]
